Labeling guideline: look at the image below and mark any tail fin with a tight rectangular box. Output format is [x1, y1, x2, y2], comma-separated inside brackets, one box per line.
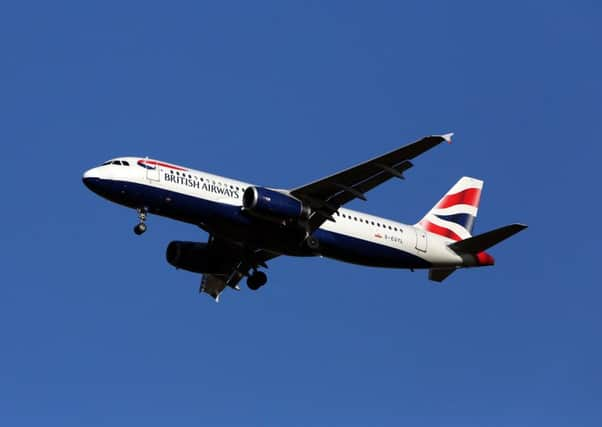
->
[416, 177, 483, 241]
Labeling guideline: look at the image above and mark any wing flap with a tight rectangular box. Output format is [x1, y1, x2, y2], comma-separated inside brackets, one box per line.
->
[200, 271, 246, 302]
[197, 235, 280, 301]
[200, 274, 229, 302]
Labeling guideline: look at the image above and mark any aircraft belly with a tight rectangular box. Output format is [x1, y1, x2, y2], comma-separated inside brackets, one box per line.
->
[91, 179, 438, 268]
[313, 229, 430, 269]
[98, 180, 308, 254]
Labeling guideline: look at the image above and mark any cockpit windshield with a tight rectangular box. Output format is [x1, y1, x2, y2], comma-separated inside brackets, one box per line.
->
[101, 160, 130, 166]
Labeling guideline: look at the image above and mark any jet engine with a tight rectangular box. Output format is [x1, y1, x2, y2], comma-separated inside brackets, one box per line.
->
[242, 186, 309, 223]
[166, 241, 230, 274]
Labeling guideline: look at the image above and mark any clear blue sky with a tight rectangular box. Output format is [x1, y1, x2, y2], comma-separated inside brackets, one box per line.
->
[1, 1, 600, 425]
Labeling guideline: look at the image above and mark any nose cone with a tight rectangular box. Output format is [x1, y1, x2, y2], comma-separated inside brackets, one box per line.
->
[82, 167, 101, 192]
[476, 251, 495, 266]
[83, 168, 94, 179]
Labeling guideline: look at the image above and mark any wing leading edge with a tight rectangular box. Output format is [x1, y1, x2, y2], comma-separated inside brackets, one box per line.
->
[290, 133, 452, 231]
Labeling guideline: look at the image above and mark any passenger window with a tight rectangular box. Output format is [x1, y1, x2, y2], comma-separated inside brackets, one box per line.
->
[122, 161, 129, 166]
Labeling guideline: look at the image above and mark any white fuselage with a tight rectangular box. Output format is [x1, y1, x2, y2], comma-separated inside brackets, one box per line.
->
[83, 157, 465, 269]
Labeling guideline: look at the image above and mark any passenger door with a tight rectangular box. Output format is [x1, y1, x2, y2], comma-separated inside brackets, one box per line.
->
[145, 157, 160, 182]
[415, 229, 428, 252]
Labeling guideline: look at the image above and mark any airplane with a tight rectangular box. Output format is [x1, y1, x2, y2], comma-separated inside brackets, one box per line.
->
[82, 133, 527, 301]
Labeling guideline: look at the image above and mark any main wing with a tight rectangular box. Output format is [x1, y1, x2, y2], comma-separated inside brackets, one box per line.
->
[290, 133, 452, 231]
[200, 235, 279, 301]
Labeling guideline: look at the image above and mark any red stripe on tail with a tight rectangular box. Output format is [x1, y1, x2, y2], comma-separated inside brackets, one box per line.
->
[437, 188, 481, 209]
[422, 221, 463, 241]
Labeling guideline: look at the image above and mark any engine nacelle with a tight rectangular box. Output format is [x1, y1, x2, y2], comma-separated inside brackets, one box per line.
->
[166, 241, 229, 274]
[242, 186, 309, 222]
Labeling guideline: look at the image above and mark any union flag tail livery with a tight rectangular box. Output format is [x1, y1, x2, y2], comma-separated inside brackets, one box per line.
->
[416, 177, 483, 241]
[418, 177, 526, 283]
[82, 133, 527, 302]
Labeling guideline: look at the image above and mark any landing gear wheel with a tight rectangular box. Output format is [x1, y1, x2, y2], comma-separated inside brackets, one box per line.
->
[247, 271, 267, 291]
[306, 236, 320, 251]
[133, 207, 148, 235]
[134, 223, 147, 235]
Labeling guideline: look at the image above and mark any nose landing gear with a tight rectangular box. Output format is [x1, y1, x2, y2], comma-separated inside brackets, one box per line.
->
[134, 208, 148, 235]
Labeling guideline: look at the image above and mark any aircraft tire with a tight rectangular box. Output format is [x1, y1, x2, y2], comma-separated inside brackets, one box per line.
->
[307, 236, 319, 251]
[247, 271, 267, 290]
[134, 223, 147, 235]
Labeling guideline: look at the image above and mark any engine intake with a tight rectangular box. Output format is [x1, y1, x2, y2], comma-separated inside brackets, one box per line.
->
[166, 241, 229, 274]
[243, 186, 308, 222]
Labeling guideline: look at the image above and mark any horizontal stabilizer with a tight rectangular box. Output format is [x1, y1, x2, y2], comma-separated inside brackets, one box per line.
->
[429, 268, 456, 282]
[449, 223, 528, 254]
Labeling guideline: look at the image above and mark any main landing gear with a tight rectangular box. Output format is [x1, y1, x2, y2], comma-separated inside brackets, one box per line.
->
[133, 208, 148, 235]
[306, 235, 320, 251]
[247, 270, 267, 291]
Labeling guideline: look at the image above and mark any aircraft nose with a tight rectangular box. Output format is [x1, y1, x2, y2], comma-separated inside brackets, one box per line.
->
[82, 167, 101, 191]
[83, 168, 94, 179]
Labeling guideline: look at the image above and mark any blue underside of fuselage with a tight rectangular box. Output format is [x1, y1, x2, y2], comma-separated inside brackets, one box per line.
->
[83, 178, 431, 269]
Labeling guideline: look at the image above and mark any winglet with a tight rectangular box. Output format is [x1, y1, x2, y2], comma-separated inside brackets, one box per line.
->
[440, 132, 454, 144]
